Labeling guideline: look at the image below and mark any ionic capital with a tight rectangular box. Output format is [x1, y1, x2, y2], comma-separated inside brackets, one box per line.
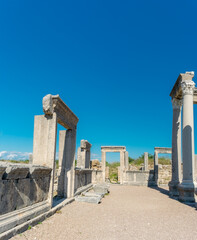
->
[172, 98, 182, 110]
[181, 80, 195, 96]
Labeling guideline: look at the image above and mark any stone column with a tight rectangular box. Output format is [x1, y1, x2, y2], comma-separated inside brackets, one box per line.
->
[178, 79, 196, 202]
[57, 130, 66, 197]
[85, 150, 91, 168]
[101, 150, 106, 182]
[169, 98, 182, 197]
[64, 129, 77, 198]
[144, 152, 148, 171]
[32, 113, 57, 207]
[124, 151, 129, 170]
[154, 150, 158, 185]
[119, 151, 125, 184]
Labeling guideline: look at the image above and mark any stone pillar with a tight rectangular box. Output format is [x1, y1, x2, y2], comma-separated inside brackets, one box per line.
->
[77, 140, 91, 169]
[63, 129, 77, 198]
[154, 150, 158, 185]
[85, 150, 91, 168]
[124, 151, 129, 170]
[119, 151, 125, 184]
[178, 79, 196, 202]
[29, 154, 33, 164]
[57, 130, 66, 197]
[169, 98, 182, 197]
[144, 152, 148, 171]
[101, 150, 106, 182]
[32, 114, 57, 207]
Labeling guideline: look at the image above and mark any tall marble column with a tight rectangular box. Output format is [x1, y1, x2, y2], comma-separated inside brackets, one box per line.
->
[144, 152, 148, 171]
[154, 151, 158, 185]
[178, 79, 196, 202]
[64, 129, 77, 198]
[101, 150, 106, 182]
[124, 151, 129, 170]
[119, 151, 125, 184]
[169, 98, 182, 197]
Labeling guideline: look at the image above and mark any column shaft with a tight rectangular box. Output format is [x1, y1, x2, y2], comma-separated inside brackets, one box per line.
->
[144, 152, 148, 171]
[64, 129, 77, 198]
[178, 80, 196, 202]
[169, 98, 182, 197]
[101, 151, 106, 182]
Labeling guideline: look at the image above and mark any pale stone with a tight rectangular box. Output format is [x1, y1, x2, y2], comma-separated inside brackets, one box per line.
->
[154, 147, 172, 185]
[169, 98, 182, 197]
[144, 152, 148, 171]
[101, 146, 127, 184]
[29, 154, 33, 164]
[77, 140, 92, 169]
[178, 78, 196, 202]
[124, 151, 129, 170]
[75, 195, 102, 204]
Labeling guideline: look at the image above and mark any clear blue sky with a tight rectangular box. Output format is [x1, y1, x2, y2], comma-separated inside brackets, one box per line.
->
[0, 0, 197, 162]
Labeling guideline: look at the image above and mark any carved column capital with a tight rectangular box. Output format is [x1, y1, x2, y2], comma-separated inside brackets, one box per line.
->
[172, 98, 182, 110]
[181, 80, 195, 96]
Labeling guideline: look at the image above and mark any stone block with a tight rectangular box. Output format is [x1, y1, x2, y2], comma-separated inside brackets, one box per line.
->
[29, 166, 52, 178]
[93, 183, 109, 195]
[0, 166, 6, 179]
[4, 165, 29, 180]
[82, 192, 104, 198]
[75, 195, 102, 204]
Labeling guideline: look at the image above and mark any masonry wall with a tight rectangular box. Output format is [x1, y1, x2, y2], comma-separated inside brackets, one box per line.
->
[92, 170, 103, 184]
[123, 170, 155, 186]
[74, 169, 92, 192]
[0, 163, 51, 215]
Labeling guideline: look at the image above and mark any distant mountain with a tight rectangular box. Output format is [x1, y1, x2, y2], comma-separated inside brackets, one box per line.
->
[0, 151, 31, 160]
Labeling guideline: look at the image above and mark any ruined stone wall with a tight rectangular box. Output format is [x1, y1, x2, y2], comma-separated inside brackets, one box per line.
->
[158, 164, 172, 185]
[74, 169, 92, 192]
[123, 170, 155, 186]
[92, 170, 103, 184]
[0, 163, 51, 215]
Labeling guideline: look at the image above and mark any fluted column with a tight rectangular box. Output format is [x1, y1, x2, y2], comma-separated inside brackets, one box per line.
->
[178, 78, 196, 202]
[169, 98, 182, 197]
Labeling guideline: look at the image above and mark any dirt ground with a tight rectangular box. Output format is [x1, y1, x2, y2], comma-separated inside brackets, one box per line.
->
[11, 185, 197, 240]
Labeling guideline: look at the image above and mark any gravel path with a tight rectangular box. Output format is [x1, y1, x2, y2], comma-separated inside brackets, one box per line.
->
[11, 185, 197, 240]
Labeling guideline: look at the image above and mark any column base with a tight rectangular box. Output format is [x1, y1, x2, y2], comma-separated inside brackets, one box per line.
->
[168, 180, 180, 197]
[178, 181, 196, 203]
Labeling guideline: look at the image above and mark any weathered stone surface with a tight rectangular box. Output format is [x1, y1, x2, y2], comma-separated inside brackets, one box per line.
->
[93, 183, 109, 195]
[75, 195, 102, 204]
[91, 159, 101, 170]
[77, 140, 92, 169]
[74, 169, 92, 193]
[29, 165, 52, 178]
[4, 164, 29, 180]
[0, 164, 51, 216]
[29, 154, 33, 164]
[0, 166, 6, 179]
[82, 192, 104, 198]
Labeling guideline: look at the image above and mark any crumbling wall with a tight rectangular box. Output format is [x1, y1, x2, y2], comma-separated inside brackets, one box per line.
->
[123, 170, 155, 186]
[0, 163, 51, 215]
[92, 170, 103, 184]
[74, 169, 92, 192]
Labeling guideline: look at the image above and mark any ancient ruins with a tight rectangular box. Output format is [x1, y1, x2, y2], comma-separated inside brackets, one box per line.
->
[1, 71, 197, 239]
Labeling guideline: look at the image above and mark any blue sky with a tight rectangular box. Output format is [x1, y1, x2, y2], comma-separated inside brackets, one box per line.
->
[0, 0, 197, 162]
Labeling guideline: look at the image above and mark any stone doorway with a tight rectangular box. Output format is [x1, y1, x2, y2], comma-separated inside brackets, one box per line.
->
[101, 146, 129, 184]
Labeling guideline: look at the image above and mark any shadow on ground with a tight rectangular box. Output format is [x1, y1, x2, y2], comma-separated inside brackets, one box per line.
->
[148, 185, 196, 209]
